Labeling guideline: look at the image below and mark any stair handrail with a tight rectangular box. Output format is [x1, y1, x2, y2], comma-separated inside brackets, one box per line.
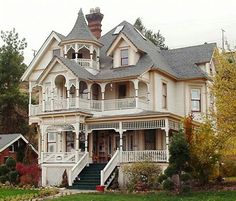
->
[68, 152, 89, 186]
[100, 150, 120, 186]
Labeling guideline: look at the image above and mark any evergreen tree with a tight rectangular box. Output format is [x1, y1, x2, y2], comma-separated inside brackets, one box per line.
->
[0, 28, 28, 134]
[134, 17, 168, 50]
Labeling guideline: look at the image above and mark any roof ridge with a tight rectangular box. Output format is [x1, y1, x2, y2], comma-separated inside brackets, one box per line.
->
[166, 42, 217, 51]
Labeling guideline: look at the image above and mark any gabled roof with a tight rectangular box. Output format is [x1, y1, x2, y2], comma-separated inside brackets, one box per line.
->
[63, 9, 99, 44]
[161, 43, 216, 79]
[21, 31, 63, 81]
[0, 134, 38, 154]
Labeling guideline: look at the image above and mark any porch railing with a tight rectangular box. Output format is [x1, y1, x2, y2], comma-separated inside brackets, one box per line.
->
[30, 97, 149, 116]
[122, 150, 167, 163]
[104, 98, 136, 111]
[68, 152, 89, 186]
[42, 152, 84, 163]
[100, 150, 120, 186]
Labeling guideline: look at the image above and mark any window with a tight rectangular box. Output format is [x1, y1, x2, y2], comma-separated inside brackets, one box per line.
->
[9, 145, 14, 152]
[47, 133, 56, 152]
[66, 132, 75, 152]
[162, 83, 167, 109]
[121, 49, 128, 66]
[191, 89, 201, 112]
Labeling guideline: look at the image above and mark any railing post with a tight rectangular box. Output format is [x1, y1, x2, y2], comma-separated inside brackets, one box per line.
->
[165, 118, 169, 162]
[85, 125, 88, 152]
[100, 170, 104, 186]
[68, 170, 72, 186]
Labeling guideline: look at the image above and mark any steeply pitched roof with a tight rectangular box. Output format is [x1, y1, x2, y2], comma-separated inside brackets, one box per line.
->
[63, 9, 99, 43]
[42, 20, 216, 81]
[161, 43, 216, 79]
[0, 134, 22, 151]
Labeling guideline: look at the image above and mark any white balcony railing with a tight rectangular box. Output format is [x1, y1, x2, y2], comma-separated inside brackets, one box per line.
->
[122, 150, 167, 163]
[30, 97, 149, 116]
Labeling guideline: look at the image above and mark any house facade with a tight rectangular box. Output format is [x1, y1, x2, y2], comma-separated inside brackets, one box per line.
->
[21, 8, 216, 188]
[0, 134, 38, 165]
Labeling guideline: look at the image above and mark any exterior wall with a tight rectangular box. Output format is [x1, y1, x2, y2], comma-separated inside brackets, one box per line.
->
[29, 38, 61, 82]
[113, 39, 140, 68]
[0, 148, 17, 165]
[152, 72, 176, 113]
[42, 164, 74, 186]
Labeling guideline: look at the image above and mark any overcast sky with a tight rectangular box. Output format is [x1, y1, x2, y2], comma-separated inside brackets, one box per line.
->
[1, 0, 236, 65]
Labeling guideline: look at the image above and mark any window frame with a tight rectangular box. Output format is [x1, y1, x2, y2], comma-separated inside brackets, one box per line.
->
[191, 88, 201, 112]
[162, 82, 167, 109]
[47, 132, 57, 152]
[120, 49, 129, 66]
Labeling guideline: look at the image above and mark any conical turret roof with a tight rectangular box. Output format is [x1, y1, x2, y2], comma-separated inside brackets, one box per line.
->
[63, 8, 99, 42]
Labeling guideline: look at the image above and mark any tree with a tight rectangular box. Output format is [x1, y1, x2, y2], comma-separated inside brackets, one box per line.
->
[134, 17, 168, 50]
[212, 50, 236, 155]
[160, 130, 191, 193]
[0, 28, 28, 134]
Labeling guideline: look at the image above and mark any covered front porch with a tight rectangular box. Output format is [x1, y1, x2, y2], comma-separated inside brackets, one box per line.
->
[40, 115, 180, 186]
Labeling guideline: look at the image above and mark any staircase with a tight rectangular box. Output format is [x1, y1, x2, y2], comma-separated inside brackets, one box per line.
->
[70, 163, 106, 190]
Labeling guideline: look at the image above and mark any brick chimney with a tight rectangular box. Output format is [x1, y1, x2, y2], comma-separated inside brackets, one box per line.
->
[86, 7, 104, 39]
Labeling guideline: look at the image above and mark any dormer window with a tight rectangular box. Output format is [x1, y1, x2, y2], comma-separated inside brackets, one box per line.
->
[121, 49, 129, 66]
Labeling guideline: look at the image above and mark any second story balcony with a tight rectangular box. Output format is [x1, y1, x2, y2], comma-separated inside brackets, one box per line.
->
[30, 97, 149, 116]
[29, 79, 151, 117]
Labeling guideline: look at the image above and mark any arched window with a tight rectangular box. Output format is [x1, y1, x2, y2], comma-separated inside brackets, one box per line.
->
[67, 47, 76, 59]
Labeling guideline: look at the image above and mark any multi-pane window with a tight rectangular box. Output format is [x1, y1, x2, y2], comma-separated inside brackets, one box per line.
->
[162, 83, 167, 109]
[47, 133, 56, 152]
[120, 49, 129, 66]
[191, 89, 201, 112]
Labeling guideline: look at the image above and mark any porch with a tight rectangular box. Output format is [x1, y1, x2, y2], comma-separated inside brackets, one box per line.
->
[40, 117, 180, 186]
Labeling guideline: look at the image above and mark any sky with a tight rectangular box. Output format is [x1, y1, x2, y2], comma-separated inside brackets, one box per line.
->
[1, 0, 236, 65]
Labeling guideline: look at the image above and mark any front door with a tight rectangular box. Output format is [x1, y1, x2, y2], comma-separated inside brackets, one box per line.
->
[144, 130, 156, 150]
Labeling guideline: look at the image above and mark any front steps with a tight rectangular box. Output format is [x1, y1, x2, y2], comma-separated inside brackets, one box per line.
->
[70, 163, 106, 190]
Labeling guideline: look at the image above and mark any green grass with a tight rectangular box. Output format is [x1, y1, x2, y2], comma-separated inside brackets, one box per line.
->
[51, 191, 236, 201]
[0, 188, 38, 198]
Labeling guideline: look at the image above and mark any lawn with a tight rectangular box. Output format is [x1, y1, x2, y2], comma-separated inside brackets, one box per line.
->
[50, 191, 236, 201]
[0, 188, 39, 198]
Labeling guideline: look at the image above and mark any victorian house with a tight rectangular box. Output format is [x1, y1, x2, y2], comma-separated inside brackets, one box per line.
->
[21, 8, 216, 189]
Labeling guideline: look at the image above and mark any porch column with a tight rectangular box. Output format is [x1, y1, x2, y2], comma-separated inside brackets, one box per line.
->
[165, 118, 169, 162]
[66, 88, 70, 109]
[75, 43, 78, 62]
[100, 83, 106, 112]
[76, 78, 80, 108]
[85, 125, 88, 152]
[75, 132, 79, 162]
[87, 83, 92, 110]
[132, 80, 139, 109]
[119, 122, 123, 151]
[28, 82, 32, 116]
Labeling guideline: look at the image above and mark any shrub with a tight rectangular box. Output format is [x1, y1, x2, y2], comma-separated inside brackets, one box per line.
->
[0, 175, 8, 184]
[158, 174, 167, 183]
[9, 171, 18, 184]
[16, 163, 41, 186]
[220, 158, 236, 177]
[163, 179, 174, 191]
[123, 161, 161, 192]
[180, 173, 192, 182]
[6, 157, 16, 170]
[0, 165, 10, 176]
[164, 165, 177, 177]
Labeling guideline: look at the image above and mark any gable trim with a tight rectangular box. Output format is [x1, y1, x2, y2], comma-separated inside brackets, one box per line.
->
[107, 33, 139, 57]
[21, 31, 62, 81]
[0, 135, 38, 154]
